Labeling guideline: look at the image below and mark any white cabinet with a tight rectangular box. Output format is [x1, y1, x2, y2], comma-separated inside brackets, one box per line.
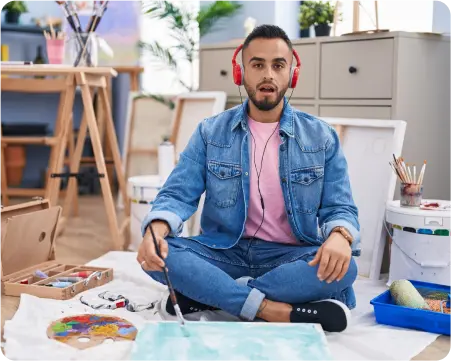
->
[199, 32, 450, 200]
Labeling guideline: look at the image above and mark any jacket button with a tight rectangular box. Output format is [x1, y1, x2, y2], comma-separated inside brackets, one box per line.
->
[282, 178, 287, 183]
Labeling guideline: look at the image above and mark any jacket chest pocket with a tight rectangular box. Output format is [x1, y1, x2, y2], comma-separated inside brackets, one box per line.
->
[207, 161, 242, 208]
[291, 165, 324, 214]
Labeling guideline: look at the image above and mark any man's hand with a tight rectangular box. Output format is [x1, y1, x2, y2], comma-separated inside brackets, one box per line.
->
[137, 221, 170, 272]
[308, 232, 351, 283]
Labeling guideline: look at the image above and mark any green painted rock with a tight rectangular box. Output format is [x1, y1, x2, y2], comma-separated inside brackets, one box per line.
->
[389, 280, 430, 310]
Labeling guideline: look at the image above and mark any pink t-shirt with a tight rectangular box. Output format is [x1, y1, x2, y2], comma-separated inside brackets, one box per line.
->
[244, 117, 299, 245]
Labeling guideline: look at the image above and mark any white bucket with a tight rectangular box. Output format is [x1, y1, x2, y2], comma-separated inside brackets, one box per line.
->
[386, 199, 451, 286]
[128, 175, 188, 251]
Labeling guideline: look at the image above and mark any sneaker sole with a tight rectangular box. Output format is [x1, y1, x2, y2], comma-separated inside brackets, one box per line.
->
[312, 299, 351, 321]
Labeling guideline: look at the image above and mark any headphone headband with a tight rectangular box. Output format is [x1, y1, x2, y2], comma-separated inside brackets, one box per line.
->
[292, 48, 301, 68]
[231, 44, 301, 88]
[232, 44, 243, 67]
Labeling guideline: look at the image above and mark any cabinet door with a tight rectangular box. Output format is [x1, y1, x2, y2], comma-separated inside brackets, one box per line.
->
[200, 48, 240, 97]
[291, 104, 318, 115]
[320, 39, 394, 99]
[290, 44, 317, 99]
[319, 106, 391, 119]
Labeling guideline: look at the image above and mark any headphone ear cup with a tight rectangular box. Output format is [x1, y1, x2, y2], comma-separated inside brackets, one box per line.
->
[233, 63, 243, 86]
[290, 67, 300, 88]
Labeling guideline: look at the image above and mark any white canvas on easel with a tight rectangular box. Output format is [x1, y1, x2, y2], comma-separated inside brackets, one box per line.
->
[118, 91, 227, 235]
[117, 92, 175, 209]
[169, 91, 227, 236]
[323, 117, 407, 280]
[170, 91, 227, 160]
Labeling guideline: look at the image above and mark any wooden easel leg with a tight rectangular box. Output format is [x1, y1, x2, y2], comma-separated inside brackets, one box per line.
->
[353, 1, 360, 33]
[77, 73, 122, 250]
[0, 123, 9, 207]
[63, 113, 87, 218]
[105, 77, 115, 193]
[46, 75, 76, 207]
[98, 85, 130, 217]
[333, 125, 345, 144]
[67, 115, 79, 216]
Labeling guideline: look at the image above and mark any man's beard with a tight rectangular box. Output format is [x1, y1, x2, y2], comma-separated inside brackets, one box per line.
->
[244, 81, 287, 111]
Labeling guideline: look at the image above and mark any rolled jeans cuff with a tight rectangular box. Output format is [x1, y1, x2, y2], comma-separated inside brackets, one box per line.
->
[239, 288, 265, 321]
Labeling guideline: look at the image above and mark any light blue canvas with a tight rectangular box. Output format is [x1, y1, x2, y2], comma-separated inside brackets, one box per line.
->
[130, 321, 332, 360]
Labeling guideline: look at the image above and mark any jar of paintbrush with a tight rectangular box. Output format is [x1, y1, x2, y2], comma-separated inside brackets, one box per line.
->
[390, 156, 427, 207]
[67, 32, 98, 67]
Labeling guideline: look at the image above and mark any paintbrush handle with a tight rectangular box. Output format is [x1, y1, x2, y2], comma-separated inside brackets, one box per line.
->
[149, 224, 185, 327]
[86, 15, 96, 33]
[148, 225, 178, 301]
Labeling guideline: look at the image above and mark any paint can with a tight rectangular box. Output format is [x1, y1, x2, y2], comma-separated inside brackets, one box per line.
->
[127, 175, 189, 251]
[386, 199, 451, 286]
[158, 139, 175, 185]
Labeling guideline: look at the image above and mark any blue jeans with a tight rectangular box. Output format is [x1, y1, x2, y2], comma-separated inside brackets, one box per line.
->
[144, 237, 358, 321]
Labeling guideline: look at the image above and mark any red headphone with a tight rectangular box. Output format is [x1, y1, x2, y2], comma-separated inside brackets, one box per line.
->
[232, 44, 301, 89]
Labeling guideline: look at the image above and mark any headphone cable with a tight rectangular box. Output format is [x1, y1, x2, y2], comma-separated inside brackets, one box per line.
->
[238, 86, 278, 241]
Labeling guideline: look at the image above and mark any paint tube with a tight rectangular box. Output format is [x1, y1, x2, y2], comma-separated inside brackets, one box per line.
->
[69, 271, 93, 278]
[79, 291, 156, 312]
[45, 281, 73, 288]
[35, 270, 48, 278]
[80, 296, 128, 310]
[56, 277, 83, 283]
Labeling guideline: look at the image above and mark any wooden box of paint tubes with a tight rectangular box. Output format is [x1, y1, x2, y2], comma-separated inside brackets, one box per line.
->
[1, 198, 114, 300]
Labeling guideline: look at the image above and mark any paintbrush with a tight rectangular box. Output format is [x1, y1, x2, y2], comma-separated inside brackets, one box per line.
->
[85, 0, 100, 33]
[55, 1, 81, 34]
[56, 1, 93, 66]
[148, 224, 187, 333]
[84, 0, 108, 34]
[418, 160, 427, 185]
[74, 1, 109, 66]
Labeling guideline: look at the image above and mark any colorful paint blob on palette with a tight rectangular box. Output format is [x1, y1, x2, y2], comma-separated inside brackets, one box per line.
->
[48, 315, 137, 342]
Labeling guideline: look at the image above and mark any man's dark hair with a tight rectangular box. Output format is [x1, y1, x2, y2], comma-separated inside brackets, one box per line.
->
[242, 24, 293, 51]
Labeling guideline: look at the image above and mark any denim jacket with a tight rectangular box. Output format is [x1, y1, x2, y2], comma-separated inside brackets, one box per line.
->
[142, 97, 361, 257]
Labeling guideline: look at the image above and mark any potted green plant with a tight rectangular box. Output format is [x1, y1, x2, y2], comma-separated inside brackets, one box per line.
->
[299, 1, 338, 37]
[139, 1, 242, 108]
[2, 1, 28, 24]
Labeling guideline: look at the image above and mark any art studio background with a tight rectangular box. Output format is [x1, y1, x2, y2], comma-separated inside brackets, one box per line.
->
[1, 1, 450, 360]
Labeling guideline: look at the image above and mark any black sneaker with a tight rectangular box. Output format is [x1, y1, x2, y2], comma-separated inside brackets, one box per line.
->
[290, 299, 351, 332]
[164, 290, 219, 316]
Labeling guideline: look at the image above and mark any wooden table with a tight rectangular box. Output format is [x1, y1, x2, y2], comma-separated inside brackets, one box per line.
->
[1, 65, 130, 250]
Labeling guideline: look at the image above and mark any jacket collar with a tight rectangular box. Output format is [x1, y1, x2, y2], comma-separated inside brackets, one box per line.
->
[231, 97, 294, 137]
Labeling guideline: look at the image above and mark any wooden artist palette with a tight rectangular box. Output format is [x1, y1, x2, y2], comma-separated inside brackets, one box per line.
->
[47, 314, 137, 350]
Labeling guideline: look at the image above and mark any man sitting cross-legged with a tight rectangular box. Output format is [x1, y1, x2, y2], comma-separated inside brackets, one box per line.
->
[137, 24, 360, 333]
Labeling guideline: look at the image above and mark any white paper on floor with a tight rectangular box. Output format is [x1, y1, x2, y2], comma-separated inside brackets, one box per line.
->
[3, 251, 440, 360]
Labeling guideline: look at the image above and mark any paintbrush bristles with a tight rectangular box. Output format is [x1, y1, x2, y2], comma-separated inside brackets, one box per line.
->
[390, 155, 426, 186]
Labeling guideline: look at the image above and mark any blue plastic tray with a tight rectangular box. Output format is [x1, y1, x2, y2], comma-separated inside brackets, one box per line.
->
[370, 280, 450, 335]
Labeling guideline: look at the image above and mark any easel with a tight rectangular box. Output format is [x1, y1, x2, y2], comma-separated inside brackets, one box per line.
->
[1, 65, 130, 251]
[1, 77, 78, 214]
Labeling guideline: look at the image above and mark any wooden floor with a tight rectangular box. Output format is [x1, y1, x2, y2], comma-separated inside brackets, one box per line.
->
[1, 195, 449, 360]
